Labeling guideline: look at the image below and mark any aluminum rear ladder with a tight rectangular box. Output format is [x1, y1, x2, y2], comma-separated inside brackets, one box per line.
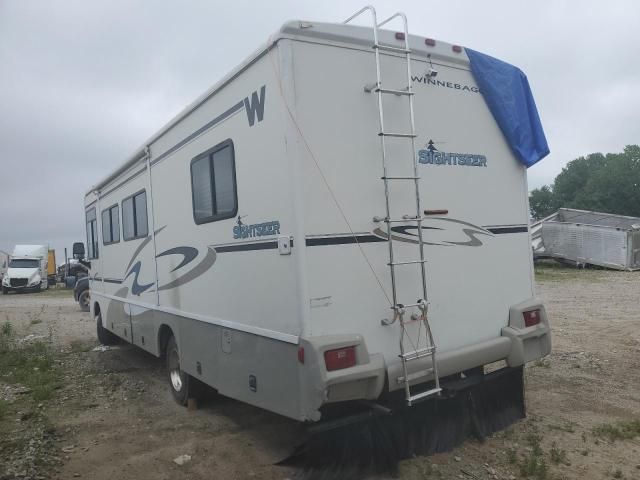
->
[344, 6, 441, 406]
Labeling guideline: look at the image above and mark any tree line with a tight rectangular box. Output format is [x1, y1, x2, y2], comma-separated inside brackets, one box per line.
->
[529, 145, 640, 219]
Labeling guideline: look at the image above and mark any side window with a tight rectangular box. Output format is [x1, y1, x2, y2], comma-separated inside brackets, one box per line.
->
[122, 191, 148, 241]
[86, 208, 99, 259]
[102, 204, 120, 245]
[191, 139, 237, 224]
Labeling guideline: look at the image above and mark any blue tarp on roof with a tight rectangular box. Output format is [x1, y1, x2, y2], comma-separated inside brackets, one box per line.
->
[465, 48, 549, 168]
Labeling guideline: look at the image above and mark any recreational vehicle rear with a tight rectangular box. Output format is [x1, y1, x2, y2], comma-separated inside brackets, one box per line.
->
[85, 9, 551, 438]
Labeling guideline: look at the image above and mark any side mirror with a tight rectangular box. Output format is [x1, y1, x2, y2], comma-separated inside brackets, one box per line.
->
[72, 242, 85, 259]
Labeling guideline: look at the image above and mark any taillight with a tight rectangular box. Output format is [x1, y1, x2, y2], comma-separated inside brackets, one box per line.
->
[297, 346, 305, 364]
[324, 346, 356, 371]
[523, 309, 541, 327]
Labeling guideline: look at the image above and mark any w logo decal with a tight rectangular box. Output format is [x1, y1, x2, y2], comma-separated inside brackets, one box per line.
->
[244, 85, 266, 127]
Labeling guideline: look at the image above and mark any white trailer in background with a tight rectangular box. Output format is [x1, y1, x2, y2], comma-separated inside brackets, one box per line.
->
[535, 208, 640, 270]
[84, 9, 551, 424]
[2, 245, 49, 293]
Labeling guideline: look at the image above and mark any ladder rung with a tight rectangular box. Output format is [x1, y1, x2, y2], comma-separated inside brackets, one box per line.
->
[408, 387, 442, 404]
[390, 301, 424, 309]
[381, 176, 420, 180]
[388, 259, 427, 266]
[374, 44, 411, 54]
[378, 132, 417, 138]
[397, 368, 434, 384]
[376, 87, 414, 96]
[400, 346, 435, 361]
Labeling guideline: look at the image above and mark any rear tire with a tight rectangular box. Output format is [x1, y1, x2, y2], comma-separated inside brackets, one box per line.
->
[166, 335, 193, 406]
[96, 311, 119, 345]
[78, 290, 90, 312]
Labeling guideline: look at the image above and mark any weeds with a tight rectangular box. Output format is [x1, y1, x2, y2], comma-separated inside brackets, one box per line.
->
[613, 469, 623, 479]
[519, 453, 548, 479]
[1, 321, 13, 337]
[0, 326, 60, 402]
[593, 420, 640, 442]
[549, 442, 569, 465]
[548, 422, 575, 433]
[69, 339, 92, 353]
[517, 434, 548, 479]
[0, 399, 8, 420]
[507, 447, 518, 464]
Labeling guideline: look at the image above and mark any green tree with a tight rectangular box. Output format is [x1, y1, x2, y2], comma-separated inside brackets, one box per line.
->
[529, 185, 559, 219]
[552, 153, 606, 206]
[529, 145, 640, 218]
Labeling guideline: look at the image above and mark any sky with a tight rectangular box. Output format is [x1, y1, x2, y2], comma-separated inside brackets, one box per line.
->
[1, 0, 639, 261]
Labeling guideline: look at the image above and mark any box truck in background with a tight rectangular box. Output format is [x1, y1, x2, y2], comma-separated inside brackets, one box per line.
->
[2, 245, 49, 293]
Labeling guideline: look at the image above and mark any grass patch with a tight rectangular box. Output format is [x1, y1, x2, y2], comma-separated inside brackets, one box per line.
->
[69, 339, 93, 353]
[0, 399, 8, 420]
[37, 287, 75, 298]
[548, 421, 575, 433]
[592, 420, 640, 441]
[534, 260, 608, 283]
[0, 324, 61, 402]
[549, 442, 569, 465]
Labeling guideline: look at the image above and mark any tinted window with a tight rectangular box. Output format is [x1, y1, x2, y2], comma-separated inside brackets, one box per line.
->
[86, 208, 99, 259]
[102, 204, 120, 244]
[123, 191, 148, 240]
[122, 197, 135, 240]
[191, 140, 237, 224]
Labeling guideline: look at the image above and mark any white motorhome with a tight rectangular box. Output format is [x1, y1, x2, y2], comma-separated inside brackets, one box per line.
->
[2, 245, 49, 293]
[85, 9, 551, 424]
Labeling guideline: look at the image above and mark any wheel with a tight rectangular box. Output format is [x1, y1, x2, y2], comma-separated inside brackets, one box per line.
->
[78, 289, 90, 312]
[96, 311, 119, 345]
[166, 335, 194, 406]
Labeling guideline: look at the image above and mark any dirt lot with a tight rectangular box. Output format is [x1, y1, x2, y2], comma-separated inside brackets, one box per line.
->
[1, 266, 639, 480]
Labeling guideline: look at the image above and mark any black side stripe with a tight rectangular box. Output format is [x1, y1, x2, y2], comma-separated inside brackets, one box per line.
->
[486, 226, 528, 234]
[306, 235, 386, 246]
[214, 239, 292, 253]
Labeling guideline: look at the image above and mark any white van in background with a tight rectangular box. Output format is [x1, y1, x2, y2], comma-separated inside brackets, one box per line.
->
[2, 245, 49, 293]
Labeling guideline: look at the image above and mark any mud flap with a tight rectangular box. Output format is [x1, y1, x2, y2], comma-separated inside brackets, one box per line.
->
[280, 366, 525, 477]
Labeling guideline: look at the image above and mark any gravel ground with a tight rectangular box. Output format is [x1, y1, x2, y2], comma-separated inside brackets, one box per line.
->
[0, 269, 639, 480]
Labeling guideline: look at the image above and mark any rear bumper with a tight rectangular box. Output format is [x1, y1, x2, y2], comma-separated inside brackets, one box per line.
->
[300, 297, 551, 420]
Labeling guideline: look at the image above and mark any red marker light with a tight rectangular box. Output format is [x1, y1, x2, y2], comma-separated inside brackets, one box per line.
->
[324, 346, 356, 371]
[523, 310, 541, 327]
